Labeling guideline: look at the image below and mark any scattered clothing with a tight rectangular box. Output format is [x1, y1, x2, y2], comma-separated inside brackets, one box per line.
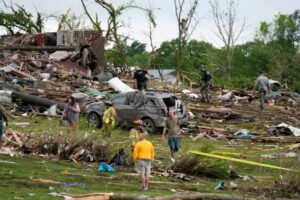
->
[98, 162, 116, 172]
[215, 181, 225, 190]
[110, 148, 127, 166]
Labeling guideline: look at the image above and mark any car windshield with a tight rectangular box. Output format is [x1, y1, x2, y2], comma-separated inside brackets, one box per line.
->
[111, 95, 128, 105]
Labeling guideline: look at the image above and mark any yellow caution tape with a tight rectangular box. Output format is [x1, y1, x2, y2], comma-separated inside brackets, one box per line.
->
[211, 151, 241, 156]
[189, 150, 299, 172]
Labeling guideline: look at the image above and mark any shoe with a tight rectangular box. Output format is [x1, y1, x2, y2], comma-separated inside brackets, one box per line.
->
[143, 187, 148, 191]
[170, 157, 175, 164]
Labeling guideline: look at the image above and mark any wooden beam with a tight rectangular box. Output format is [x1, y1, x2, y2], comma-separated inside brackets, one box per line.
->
[0, 46, 75, 51]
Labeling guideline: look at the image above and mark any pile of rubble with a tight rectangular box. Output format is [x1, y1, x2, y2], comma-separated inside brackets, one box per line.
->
[1, 31, 300, 165]
[0, 130, 109, 163]
[0, 31, 126, 116]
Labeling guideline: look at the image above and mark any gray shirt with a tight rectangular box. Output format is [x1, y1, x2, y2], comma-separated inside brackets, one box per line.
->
[165, 117, 179, 137]
[254, 75, 270, 92]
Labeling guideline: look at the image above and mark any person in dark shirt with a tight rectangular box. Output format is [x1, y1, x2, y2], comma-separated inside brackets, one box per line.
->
[200, 65, 212, 103]
[134, 68, 148, 91]
[0, 108, 8, 142]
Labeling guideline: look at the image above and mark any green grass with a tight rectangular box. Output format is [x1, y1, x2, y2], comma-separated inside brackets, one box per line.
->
[1, 114, 300, 199]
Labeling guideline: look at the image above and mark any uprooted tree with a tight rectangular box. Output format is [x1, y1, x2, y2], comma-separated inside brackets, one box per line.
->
[0, 0, 44, 34]
[209, 0, 246, 80]
[174, 0, 199, 84]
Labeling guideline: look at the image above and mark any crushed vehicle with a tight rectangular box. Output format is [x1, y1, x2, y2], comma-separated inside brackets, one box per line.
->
[85, 90, 188, 133]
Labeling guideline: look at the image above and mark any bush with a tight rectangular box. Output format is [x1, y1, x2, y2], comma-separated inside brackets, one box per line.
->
[174, 155, 229, 179]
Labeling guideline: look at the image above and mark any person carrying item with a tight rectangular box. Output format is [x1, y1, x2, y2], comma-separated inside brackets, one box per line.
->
[133, 133, 154, 191]
[129, 119, 147, 151]
[133, 68, 148, 91]
[200, 65, 212, 103]
[102, 101, 117, 130]
[252, 71, 271, 110]
[162, 111, 180, 163]
[61, 96, 80, 135]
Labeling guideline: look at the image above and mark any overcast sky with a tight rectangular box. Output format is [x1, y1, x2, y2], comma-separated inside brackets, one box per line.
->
[2, 0, 300, 49]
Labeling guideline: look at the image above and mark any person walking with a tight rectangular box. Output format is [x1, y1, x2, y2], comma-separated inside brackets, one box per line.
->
[252, 71, 271, 110]
[162, 111, 180, 163]
[133, 133, 154, 191]
[133, 68, 148, 91]
[200, 65, 212, 103]
[61, 96, 80, 135]
[0, 107, 8, 143]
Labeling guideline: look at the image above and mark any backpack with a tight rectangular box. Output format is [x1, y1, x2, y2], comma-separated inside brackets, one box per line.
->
[110, 148, 126, 166]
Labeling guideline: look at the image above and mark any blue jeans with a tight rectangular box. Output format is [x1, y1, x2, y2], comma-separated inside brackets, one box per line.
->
[168, 137, 180, 153]
[0, 120, 3, 137]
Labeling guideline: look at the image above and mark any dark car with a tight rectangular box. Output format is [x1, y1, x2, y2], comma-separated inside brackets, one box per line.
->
[85, 91, 188, 133]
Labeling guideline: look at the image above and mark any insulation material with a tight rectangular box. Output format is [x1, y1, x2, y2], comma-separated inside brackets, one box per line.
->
[219, 92, 234, 101]
[107, 77, 135, 93]
[49, 51, 73, 61]
[182, 89, 199, 99]
[0, 90, 12, 103]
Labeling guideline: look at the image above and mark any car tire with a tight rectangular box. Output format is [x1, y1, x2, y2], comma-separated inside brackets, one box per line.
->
[88, 112, 102, 128]
[142, 118, 156, 133]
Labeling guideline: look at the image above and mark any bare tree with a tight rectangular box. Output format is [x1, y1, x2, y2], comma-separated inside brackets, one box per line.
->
[0, 0, 44, 34]
[142, 0, 164, 80]
[209, 0, 246, 79]
[57, 9, 86, 30]
[94, 0, 132, 67]
[80, 0, 152, 74]
[80, 0, 102, 33]
[174, 0, 199, 84]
